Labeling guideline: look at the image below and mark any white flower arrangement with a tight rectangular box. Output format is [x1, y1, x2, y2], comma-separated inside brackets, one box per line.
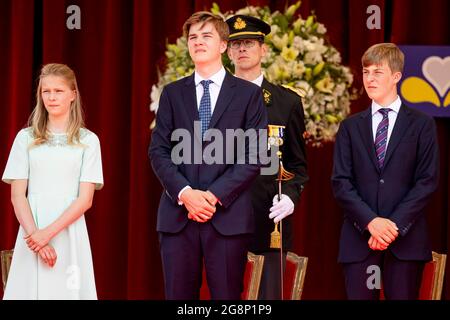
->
[150, 2, 356, 146]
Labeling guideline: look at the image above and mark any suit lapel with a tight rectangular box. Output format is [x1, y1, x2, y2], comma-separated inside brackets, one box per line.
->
[181, 74, 200, 128]
[357, 107, 380, 172]
[383, 104, 411, 169]
[209, 72, 236, 129]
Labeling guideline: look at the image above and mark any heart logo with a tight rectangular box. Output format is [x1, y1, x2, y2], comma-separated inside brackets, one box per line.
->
[422, 56, 450, 97]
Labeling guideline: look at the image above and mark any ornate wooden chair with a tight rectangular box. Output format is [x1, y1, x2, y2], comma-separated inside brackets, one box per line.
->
[380, 251, 447, 300]
[1, 249, 14, 291]
[200, 251, 265, 300]
[418, 251, 447, 300]
[283, 251, 308, 300]
[242, 252, 265, 300]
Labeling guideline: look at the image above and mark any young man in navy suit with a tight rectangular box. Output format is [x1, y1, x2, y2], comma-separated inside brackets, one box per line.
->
[149, 12, 267, 299]
[332, 43, 439, 300]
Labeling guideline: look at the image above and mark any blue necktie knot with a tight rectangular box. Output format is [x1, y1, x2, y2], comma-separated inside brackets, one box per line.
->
[201, 79, 213, 89]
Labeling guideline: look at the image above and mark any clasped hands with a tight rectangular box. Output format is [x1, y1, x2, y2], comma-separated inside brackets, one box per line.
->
[181, 189, 218, 223]
[367, 217, 399, 251]
[24, 228, 57, 267]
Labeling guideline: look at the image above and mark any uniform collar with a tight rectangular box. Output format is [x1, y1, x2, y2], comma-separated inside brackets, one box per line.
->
[250, 73, 264, 87]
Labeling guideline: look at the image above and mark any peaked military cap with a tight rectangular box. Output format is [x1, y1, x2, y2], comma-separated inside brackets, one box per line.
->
[226, 15, 271, 41]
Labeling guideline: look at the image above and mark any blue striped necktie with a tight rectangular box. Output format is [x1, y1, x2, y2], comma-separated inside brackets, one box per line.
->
[374, 108, 391, 169]
[199, 80, 213, 137]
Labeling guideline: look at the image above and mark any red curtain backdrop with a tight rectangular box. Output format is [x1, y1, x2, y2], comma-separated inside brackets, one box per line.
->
[0, 0, 449, 299]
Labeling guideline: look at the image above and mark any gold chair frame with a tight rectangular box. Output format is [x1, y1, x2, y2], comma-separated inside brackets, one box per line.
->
[1, 249, 14, 291]
[286, 251, 308, 300]
[246, 252, 265, 300]
[430, 251, 447, 300]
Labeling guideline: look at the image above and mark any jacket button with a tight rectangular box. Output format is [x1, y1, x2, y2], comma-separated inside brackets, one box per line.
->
[380, 179, 385, 184]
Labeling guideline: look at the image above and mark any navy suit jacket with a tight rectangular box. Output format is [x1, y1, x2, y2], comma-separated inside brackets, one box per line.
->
[149, 72, 268, 236]
[332, 103, 439, 263]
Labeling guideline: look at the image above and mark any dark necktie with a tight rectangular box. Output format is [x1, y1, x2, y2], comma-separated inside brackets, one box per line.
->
[199, 80, 213, 137]
[375, 108, 391, 169]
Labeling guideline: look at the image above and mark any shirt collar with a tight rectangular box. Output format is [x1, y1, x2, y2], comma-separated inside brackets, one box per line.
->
[371, 95, 401, 116]
[194, 66, 226, 87]
[250, 74, 264, 87]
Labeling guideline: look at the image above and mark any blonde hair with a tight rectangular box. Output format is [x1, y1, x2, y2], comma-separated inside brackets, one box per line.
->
[362, 43, 404, 73]
[183, 11, 229, 41]
[29, 63, 85, 146]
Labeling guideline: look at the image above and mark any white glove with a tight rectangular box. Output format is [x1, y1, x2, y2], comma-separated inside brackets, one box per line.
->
[269, 194, 294, 223]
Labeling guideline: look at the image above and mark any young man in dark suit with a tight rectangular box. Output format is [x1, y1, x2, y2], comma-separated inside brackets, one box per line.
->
[332, 43, 439, 300]
[149, 12, 267, 299]
[226, 15, 308, 299]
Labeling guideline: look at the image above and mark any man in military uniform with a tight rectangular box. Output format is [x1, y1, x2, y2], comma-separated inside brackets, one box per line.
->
[226, 15, 309, 299]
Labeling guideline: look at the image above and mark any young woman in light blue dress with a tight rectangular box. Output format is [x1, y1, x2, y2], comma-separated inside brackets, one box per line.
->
[2, 63, 103, 299]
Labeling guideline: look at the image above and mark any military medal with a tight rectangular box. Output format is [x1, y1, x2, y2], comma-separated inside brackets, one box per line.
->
[267, 124, 284, 151]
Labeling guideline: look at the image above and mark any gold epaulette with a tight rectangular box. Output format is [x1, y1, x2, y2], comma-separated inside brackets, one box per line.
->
[281, 84, 306, 98]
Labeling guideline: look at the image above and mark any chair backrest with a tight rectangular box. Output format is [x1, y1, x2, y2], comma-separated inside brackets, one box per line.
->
[199, 252, 265, 300]
[242, 252, 264, 300]
[283, 251, 308, 300]
[1, 249, 14, 290]
[419, 251, 447, 300]
[379, 251, 447, 300]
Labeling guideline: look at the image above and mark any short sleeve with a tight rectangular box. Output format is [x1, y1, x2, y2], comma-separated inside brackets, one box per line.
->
[2, 129, 30, 184]
[80, 131, 104, 190]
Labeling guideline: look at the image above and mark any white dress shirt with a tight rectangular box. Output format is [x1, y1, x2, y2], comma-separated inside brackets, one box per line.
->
[371, 96, 401, 149]
[194, 66, 226, 113]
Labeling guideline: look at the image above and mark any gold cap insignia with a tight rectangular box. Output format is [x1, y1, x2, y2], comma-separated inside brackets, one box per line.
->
[234, 18, 246, 30]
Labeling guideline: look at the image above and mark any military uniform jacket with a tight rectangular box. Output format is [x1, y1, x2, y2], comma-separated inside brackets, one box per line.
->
[249, 78, 309, 253]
